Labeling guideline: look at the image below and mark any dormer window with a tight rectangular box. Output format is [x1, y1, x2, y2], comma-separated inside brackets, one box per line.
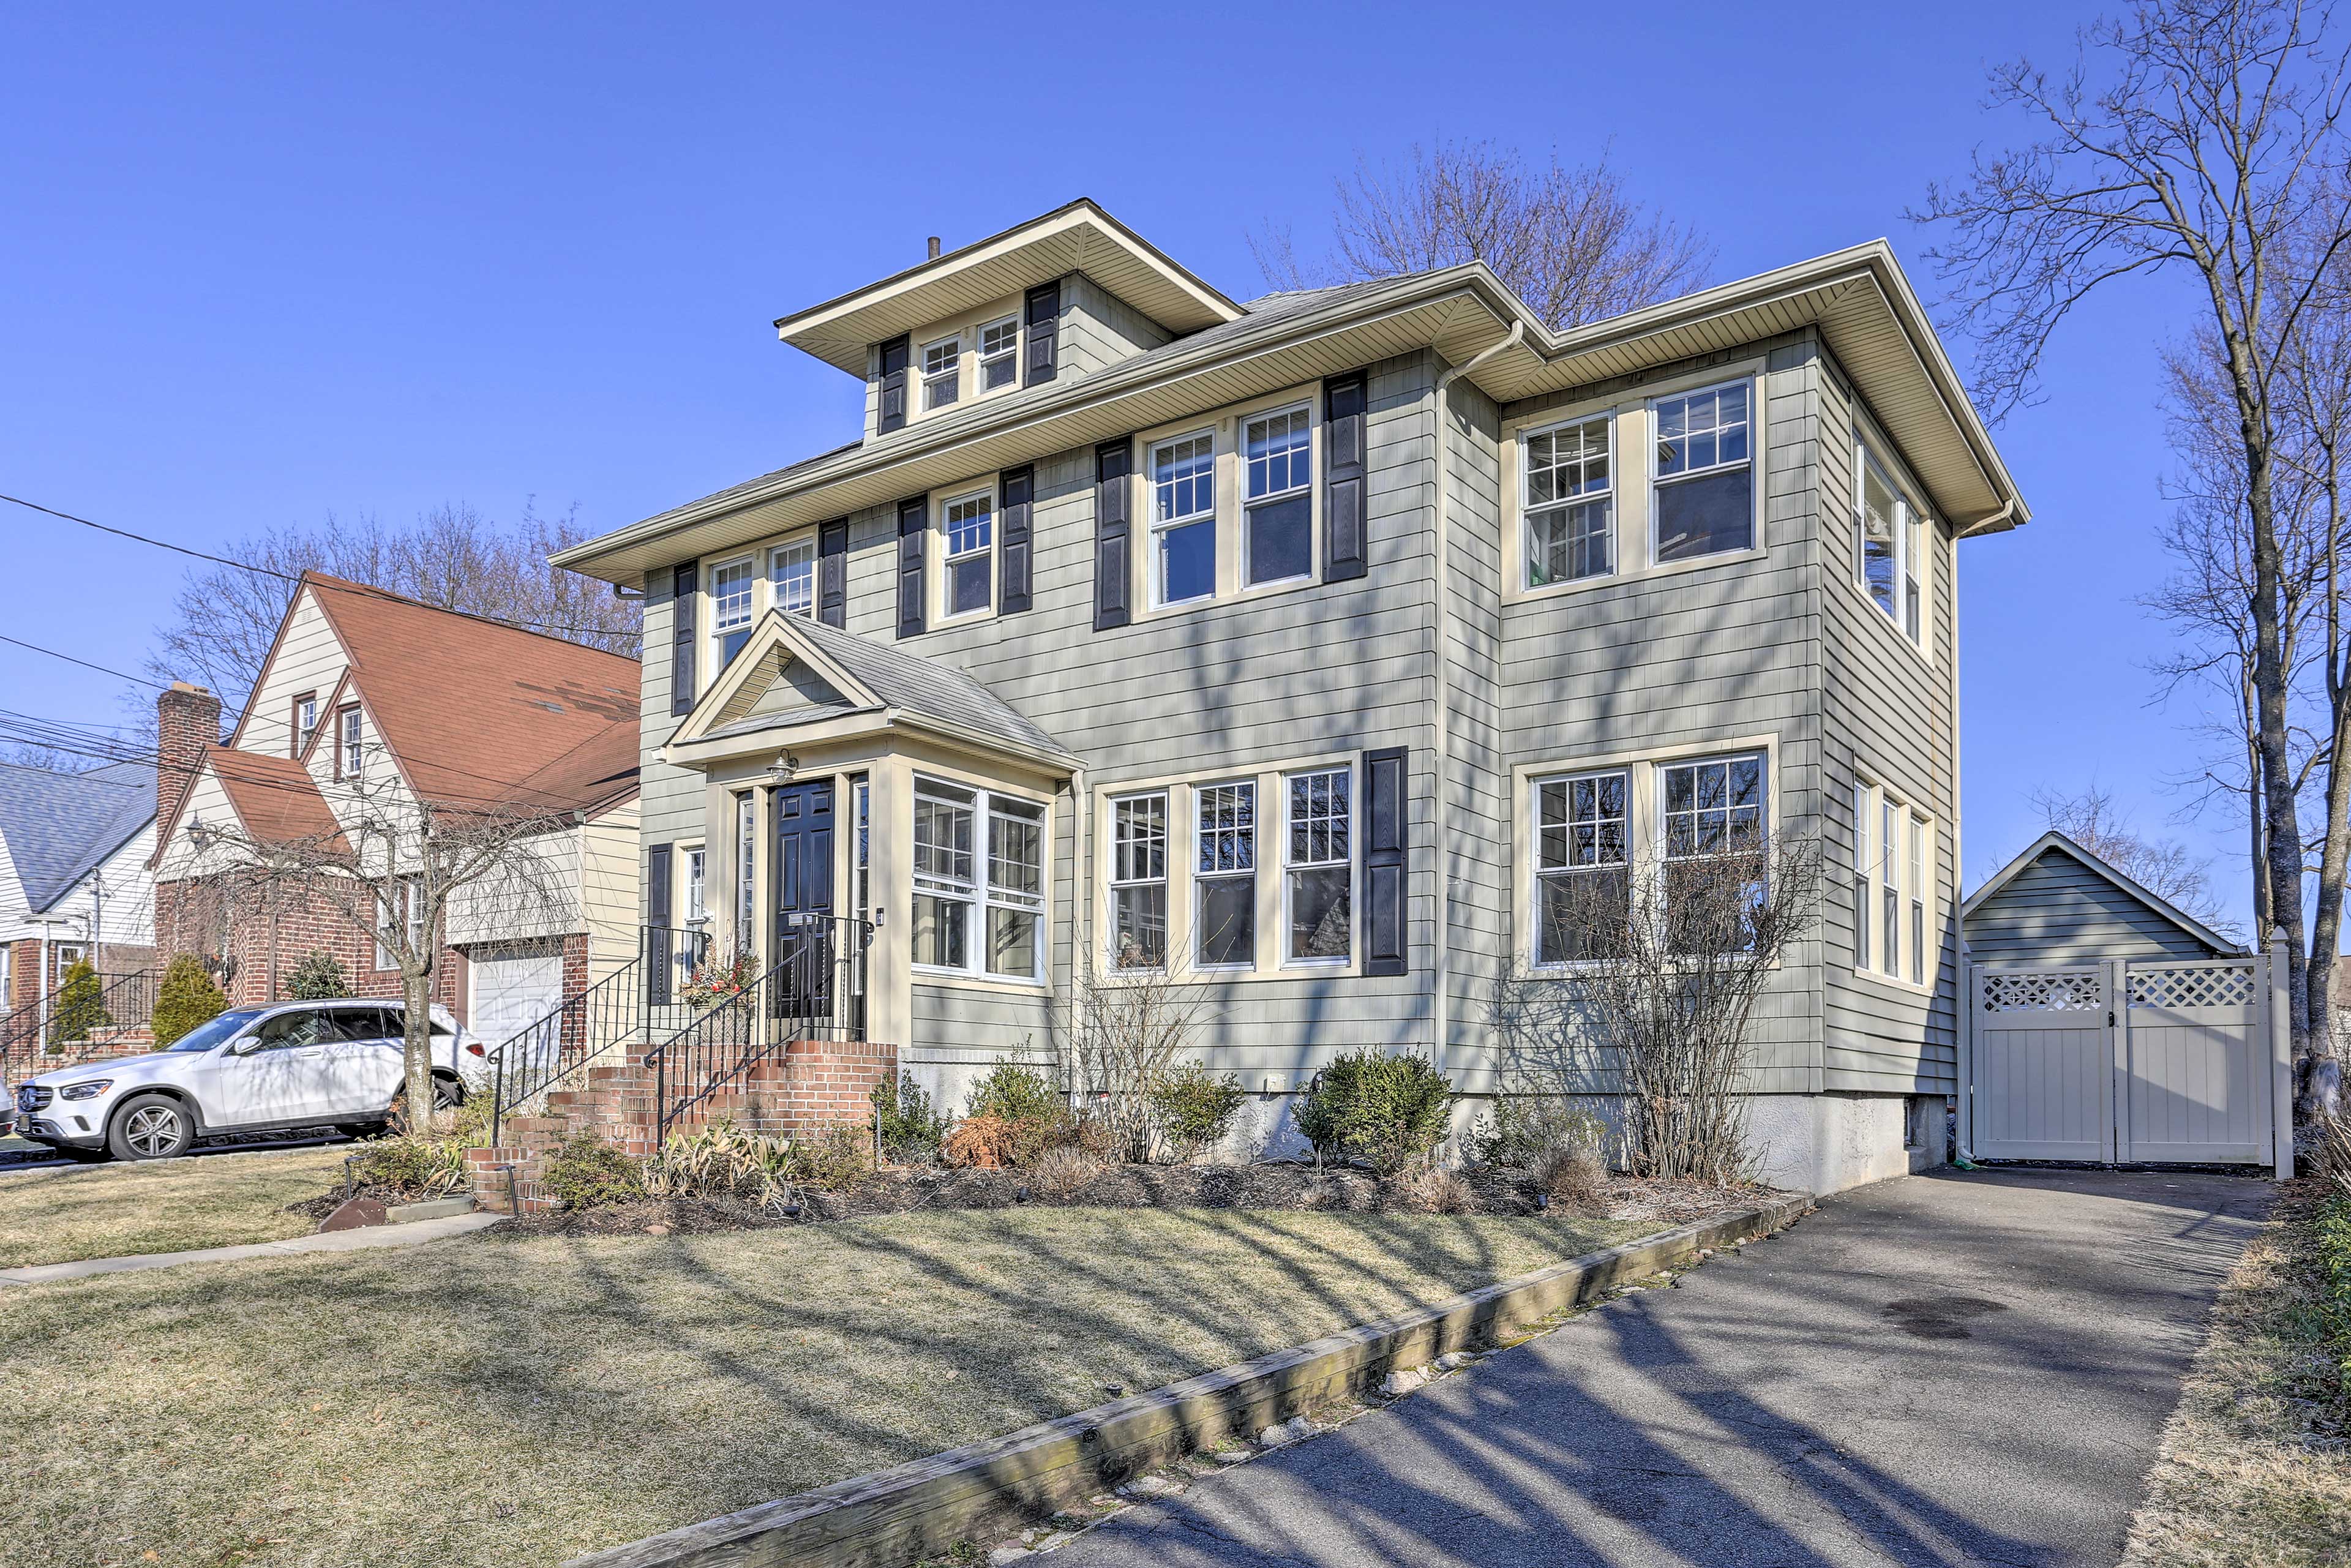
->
[922, 335, 960, 410]
[978, 315, 1019, 390]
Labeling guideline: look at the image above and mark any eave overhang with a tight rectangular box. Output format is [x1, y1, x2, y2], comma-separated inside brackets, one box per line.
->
[557, 241, 2027, 584]
[774, 198, 1243, 377]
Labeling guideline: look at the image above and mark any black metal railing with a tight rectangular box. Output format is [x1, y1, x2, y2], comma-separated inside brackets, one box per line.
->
[483, 952, 647, 1145]
[642, 924, 713, 1010]
[0, 968, 159, 1078]
[645, 916, 870, 1142]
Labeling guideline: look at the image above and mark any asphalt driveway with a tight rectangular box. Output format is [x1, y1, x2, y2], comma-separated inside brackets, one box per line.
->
[1052, 1168, 2274, 1567]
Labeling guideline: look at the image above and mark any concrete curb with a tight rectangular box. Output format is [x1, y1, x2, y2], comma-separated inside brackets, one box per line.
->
[0, 1210, 505, 1288]
[566, 1192, 1814, 1568]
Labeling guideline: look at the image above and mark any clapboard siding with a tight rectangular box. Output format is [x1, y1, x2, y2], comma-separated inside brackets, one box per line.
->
[1060, 273, 1173, 379]
[1442, 370, 1509, 1079]
[1964, 849, 2230, 962]
[1816, 348, 1962, 1092]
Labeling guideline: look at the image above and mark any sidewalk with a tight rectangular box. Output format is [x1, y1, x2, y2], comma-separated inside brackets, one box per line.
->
[0, 1210, 504, 1288]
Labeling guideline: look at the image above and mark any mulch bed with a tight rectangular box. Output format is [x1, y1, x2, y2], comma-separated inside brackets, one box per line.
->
[504, 1161, 1777, 1238]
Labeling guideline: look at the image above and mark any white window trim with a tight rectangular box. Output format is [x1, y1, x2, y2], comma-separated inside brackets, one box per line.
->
[708, 555, 756, 680]
[1511, 734, 1781, 975]
[1526, 765, 1632, 970]
[1240, 400, 1317, 591]
[934, 486, 997, 626]
[1191, 778, 1259, 973]
[1147, 427, 1219, 609]
[1852, 429, 1937, 663]
[1850, 775, 1938, 996]
[1280, 763, 1355, 970]
[767, 533, 819, 621]
[1520, 411, 1618, 591]
[1091, 750, 1365, 983]
[977, 313, 1020, 392]
[681, 842, 707, 926]
[909, 773, 1049, 988]
[1106, 788, 1172, 972]
[1122, 381, 1327, 623]
[375, 876, 426, 971]
[1649, 377, 1761, 567]
[732, 791, 758, 959]
[336, 704, 366, 781]
[920, 333, 961, 411]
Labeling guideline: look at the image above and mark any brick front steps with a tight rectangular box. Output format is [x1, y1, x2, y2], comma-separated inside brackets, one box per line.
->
[468, 1037, 894, 1214]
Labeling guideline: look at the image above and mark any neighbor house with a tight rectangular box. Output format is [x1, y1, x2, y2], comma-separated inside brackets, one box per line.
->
[0, 758, 157, 1058]
[549, 200, 2030, 1193]
[148, 574, 643, 1048]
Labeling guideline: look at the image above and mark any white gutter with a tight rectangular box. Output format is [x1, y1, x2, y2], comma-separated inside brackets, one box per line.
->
[1429, 322, 1524, 1075]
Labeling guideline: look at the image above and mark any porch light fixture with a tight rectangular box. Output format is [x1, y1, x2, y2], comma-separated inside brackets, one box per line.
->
[762, 751, 801, 784]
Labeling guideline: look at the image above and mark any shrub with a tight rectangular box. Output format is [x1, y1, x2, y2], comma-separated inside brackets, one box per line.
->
[1464, 1095, 1611, 1170]
[1299, 1049, 1456, 1177]
[965, 1055, 1065, 1125]
[1400, 1165, 1474, 1214]
[1149, 1061, 1246, 1163]
[351, 1135, 467, 1199]
[943, 1114, 1022, 1170]
[872, 1070, 948, 1163]
[1026, 1144, 1104, 1199]
[539, 1134, 645, 1210]
[800, 1125, 874, 1190]
[48, 959, 110, 1044]
[283, 950, 351, 1000]
[959, 1052, 1074, 1166]
[1535, 1145, 1609, 1209]
[151, 955, 227, 1048]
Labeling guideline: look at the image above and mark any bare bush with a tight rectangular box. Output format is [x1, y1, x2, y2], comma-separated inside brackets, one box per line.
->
[1534, 1145, 1609, 1209]
[1026, 1145, 1104, 1201]
[1495, 831, 1823, 1184]
[1060, 921, 1224, 1164]
[1398, 1165, 1474, 1215]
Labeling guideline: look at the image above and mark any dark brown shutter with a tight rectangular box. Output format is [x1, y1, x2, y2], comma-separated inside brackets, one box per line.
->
[876, 336, 910, 433]
[1361, 746, 1408, 977]
[999, 465, 1034, 615]
[669, 561, 698, 716]
[1324, 371, 1368, 583]
[1024, 282, 1060, 386]
[818, 517, 849, 628]
[646, 844, 674, 1006]
[1093, 439, 1131, 631]
[896, 497, 928, 639]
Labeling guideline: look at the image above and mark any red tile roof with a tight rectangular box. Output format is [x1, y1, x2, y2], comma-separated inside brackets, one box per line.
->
[208, 748, 348, 850]
[302, 574, 639, 818]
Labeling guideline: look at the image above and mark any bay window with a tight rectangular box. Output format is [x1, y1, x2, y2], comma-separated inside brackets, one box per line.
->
[942, 490, 994, 618]
[1284, 766, 1352, 963]
[1109, 792, 1169, 969]
[1652, 381, 1754, 561]
[1881, 796, 1900, 978]
[1858, 439, 1930, 648]
[1852, 778, 1935, 987]
[1853, 781, 1872, 972]
[1534, 768, 1630, 964]
[710, 557, 754, 670]
[912, 777, 1043, 983]
[921, 335, 959, 410]
[1243, 406, 1313, 587]
[978, 315, 1019, 391]
[1524, 415, 1614, 587]
[770, 536, 817, 620]
[1908, 813, 1928, 987]
[1194, 781, 1256, 968]
[1150, 431, 1217, 606]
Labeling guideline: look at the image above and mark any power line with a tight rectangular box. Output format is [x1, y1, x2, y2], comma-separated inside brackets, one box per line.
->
[0, 632, 173, 691]
[0, 492, 639, 642]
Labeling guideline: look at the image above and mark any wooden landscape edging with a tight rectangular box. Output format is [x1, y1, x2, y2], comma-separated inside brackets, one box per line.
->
[566, 1192, 1815, 1568]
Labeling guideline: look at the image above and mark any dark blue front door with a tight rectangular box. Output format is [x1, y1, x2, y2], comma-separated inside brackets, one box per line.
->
[771, 780, 834, 1022]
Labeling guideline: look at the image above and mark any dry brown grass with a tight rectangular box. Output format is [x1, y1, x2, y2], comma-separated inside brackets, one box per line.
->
[2, 1204, 1649, 1568]
[2120, 1183, 2351, 1568]
[0, 1146, 350, 1269]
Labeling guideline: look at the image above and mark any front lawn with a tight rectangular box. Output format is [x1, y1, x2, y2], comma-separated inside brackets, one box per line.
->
[0, 1146, 350, 1269]
[2, 1206, 1649, 1568]
[2121, 1180, 2351, 1567]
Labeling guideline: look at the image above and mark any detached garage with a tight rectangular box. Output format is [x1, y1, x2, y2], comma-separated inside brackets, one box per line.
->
[1959, 831, 2288, 1176]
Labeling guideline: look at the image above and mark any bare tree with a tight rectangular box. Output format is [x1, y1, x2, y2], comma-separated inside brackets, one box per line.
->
[1914, 0, 2351, 1069]
[176, 747, 572, 1133]
[1251, 140, 1712, 329]
[1493, 834, 1824, 1184]
[2030, 784, 2241, 936]
[1057, 917, 1227, 1165]
[141, 500, 640, 722]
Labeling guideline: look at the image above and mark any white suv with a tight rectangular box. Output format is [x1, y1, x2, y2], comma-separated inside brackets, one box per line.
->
[14, 998, 479, 1161]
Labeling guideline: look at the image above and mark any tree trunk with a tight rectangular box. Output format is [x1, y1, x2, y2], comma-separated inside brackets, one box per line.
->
[403, 964, 438, 1137]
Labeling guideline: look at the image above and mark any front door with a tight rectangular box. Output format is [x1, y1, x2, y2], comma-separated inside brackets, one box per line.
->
[771, 780, 834, 1027]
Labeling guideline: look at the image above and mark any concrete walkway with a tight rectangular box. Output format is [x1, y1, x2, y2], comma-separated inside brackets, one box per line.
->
[0, 1210, 504, 1288]
[1052, 1168, 2273, 1568]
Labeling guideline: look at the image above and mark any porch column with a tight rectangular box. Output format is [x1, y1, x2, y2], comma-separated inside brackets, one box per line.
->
[864, 756, 915, 1051]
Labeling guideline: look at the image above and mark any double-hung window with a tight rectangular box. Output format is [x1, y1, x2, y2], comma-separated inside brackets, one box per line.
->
[1243, 407, 1313, 587]
[1534, 770, 1630, 964]
[710, 557, 755, 670]
[684, 847, 707, 925]
[1150, 431, 1217, 606]
[1284, 767, 1352, 963]
[770, 536, 817, 620]
[1194, 781, 1256, 968]
[978, 315, 1019, 391]
[1660, 752, 1767, 952]
[1109, 792, 1169, 969]
[1880, 796, 1901, 979]
[921, 335, 959, 410]
[912, 779, 1044, 982]
[852, 777, 871, 923]
[1908, 814, 1927, 987]
[1858, 442, 1929, 646]
[1524, 416, 1614, 586]
[942, 491, 993, 618]
[735, 793, 756, 947]
[1652, 381, 1754, 561]
[1852, 782, 1872, 972]
[1852, 779, 1933, 986]
[375, 876, 426, 970]
[336, 705, 364, 781]
[291, 692, 318, 759]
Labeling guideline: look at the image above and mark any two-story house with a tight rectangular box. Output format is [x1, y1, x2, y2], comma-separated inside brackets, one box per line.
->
[550, 199, 2029, 1194]
[0, 758, 156, 1062]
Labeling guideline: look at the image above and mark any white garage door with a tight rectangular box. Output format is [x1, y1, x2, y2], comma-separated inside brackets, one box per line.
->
[470, 946, 565, 1053]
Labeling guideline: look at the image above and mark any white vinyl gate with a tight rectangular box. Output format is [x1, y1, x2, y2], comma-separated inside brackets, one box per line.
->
[1964, 956, 2290, 1174]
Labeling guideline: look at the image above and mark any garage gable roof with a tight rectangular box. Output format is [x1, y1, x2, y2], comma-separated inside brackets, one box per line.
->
[1962, 831, 2245, 958]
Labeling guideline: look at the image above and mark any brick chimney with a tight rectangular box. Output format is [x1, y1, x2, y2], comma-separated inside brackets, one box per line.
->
[156, 681, 222, 835]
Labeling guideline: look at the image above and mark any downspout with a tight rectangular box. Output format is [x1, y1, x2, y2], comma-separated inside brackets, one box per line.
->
[1430, 321, 1525, 1076]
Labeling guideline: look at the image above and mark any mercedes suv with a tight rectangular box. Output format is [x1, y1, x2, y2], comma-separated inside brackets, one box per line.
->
[14, 997, 481, 1161]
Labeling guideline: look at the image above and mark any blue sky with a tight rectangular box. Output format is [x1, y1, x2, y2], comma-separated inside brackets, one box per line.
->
[0, 3, 2232, 909]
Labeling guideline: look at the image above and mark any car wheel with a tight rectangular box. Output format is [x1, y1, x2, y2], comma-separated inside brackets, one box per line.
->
[385, 1077, 462, 1135]
[335, 1122, 388, 1141]
[108, 1094, 195, 1161]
